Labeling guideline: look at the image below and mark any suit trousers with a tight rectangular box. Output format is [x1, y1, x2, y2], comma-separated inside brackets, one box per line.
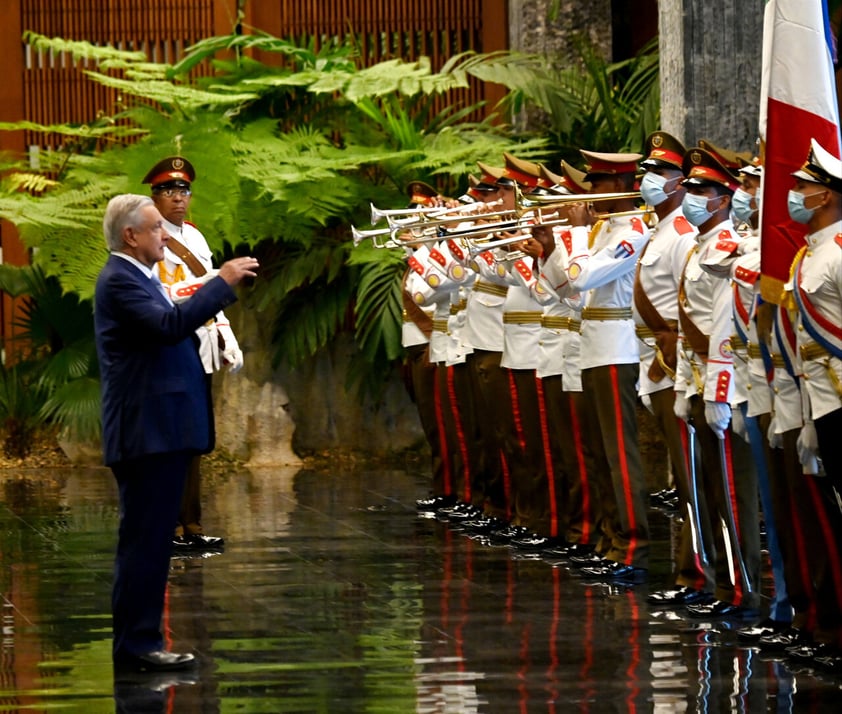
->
[111, 450, 192, 660]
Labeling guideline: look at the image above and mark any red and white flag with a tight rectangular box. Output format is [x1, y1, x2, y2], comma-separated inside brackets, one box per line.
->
[759, 0, 841, 302]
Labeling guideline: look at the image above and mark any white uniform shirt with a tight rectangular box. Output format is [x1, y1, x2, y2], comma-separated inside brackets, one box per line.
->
[675, 220, 741, 403]
[791, 222, 842, 420]
[633, 208, 697, 396]
[159, 217, 233, 374]
[539, 215, 650, 370]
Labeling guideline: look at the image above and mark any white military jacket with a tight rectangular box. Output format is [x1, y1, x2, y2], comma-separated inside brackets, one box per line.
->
[787, 221, 842, 421]
[674, 220, 740, 403]
[633, 207, 697, 396]
[539, 215, 650, 370]
[158, 217, 237, 374]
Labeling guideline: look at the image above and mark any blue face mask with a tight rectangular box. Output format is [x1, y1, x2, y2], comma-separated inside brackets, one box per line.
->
[731, 188, 756, 223]
[787, 189, 824, 224]
[640, 172, 673, 207]
[682, 193, 715, 226]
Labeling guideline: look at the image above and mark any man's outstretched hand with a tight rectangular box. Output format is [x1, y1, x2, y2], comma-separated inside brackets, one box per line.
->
[218, 257, 259, 286]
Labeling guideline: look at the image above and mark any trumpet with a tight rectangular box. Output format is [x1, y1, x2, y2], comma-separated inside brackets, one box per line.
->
[465, 217, 570, 255]
[351, 225, 399, 248]
[514, 186, 641, 216]
[387, 205, 517, 233]
[370, 198, 502, 225]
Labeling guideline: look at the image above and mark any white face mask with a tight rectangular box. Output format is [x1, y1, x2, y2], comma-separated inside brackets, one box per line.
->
[640, 172, 672, 206]
[681, 193, 716, 226]
[731, 188, 756, 223]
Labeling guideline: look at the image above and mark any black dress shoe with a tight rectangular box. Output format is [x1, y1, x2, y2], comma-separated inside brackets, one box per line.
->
[568, 552, 612, 568]
[735, 618, 791, 643]
[185, 533, 224, 549]
[416, 494, 456, 511]
[115, 650, 197, 672]
[172, 535, 193, 551]
[487, 524, 531, 545]
[684, 600, 759, 620]
[785, 642, 835, 662]
[543, 542, 594, 559]
[436, 503, 480, 521]
[509, 534, 565, 552]
[578, 561, 647, 582]
[646, 586, 713, 607]
[813, 652, 842, 673]
[757, 627, 807, 651]
[462, 516, 508, 534]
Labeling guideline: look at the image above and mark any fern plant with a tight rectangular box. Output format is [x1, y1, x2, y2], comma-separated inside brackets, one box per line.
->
[0, 264, 99, 447]
[0, 28, 657, 411]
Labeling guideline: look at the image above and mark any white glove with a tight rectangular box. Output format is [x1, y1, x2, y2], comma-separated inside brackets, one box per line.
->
[167, 270, 219, 304]
[767, 416, 783, 449]
[797, 421, 819, 468]
[731, 405, 750, 443]
[673, 394, 691, 422]
[704, 400, 731, 439]
[641, 393, 654, 415]
[217, 322, 243, 373]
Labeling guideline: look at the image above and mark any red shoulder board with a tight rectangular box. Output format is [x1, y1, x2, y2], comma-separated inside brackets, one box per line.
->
[408, 255, 425, 275]
[447, 239, 465, 261]
[630, 216, 645, 234]
[429, 249, 447, 267]
[673, 215, 694, 235]
[715, 233, 739, 253]
[835, 233, 842, 249]
[514, 259, 533, 281]
[734, 265, 760, 284]
[184, 220, 197, 229]
[559, 229, 574, 255]
[174, 283, 202, 299]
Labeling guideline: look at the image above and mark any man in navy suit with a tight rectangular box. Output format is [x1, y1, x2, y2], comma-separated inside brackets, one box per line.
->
[95, 194, 258, 672]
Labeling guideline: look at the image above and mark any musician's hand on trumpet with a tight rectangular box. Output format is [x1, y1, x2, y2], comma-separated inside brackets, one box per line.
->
[524, 223, 555, 259]
[566, 201, 592, 228]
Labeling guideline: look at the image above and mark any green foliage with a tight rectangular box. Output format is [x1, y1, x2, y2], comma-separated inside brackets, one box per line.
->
[497, 35, 660, 162]
[0, 362, 47, 459]
[0, 265, 99, 444]
[0, 26, 658, 408]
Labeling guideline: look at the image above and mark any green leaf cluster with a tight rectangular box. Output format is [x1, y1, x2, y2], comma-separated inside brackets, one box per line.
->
[0, 27, 658, 416]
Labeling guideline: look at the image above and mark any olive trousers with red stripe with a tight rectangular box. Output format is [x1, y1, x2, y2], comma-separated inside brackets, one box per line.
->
[406, 344, 447, 497]
[580, 363, 650, 569]
[436, 362, 482, 506]
[500, 367, 548, 531]
[648, 387, 716, 593]
[687, 395, 760, 610]
[541, 375, 598, 544]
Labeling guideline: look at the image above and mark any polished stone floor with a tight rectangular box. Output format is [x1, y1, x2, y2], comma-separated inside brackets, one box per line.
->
[1, 464, 840, 713]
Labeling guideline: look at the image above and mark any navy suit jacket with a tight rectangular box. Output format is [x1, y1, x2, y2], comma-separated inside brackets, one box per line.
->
[94, 254, 237, 466]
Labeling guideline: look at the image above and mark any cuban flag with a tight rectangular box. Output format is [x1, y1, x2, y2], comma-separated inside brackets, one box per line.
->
[758, 0, 841, 303]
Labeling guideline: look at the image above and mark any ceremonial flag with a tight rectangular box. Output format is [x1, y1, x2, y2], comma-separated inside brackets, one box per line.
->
[758, 0, 841, 303]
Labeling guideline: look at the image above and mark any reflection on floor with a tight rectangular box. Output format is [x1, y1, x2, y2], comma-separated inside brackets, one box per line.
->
[1, 465, 840, 713]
